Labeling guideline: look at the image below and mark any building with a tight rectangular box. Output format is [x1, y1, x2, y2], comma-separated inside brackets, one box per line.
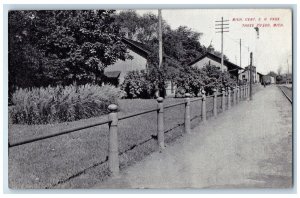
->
[103, 38, 150, 85]
[239, 66, 260, 84]
[104, 37, 177, 97]
[257, 72, 264, 84]
[187, 52, 243, 80]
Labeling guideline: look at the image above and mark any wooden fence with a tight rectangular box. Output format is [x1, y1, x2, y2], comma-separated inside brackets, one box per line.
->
[9, 84, 259, 177]
[106, 84, 255, 175]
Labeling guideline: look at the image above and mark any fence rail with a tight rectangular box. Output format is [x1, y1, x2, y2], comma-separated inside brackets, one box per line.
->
[9, 84, 259, 176]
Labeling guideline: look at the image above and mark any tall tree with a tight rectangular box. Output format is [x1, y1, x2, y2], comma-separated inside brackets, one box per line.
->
[267, 71, 277, 78]
[8, 10, 131, 92]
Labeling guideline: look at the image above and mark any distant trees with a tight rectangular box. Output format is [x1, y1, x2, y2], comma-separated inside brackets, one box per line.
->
[9, 10, 131, 93]
[267, 71, 277, 78]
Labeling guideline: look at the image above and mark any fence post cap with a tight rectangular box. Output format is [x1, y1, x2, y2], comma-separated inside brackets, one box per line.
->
[201, 90, 206, 94]
[108, 104, 118, 112]
[157, 97, 164, 103]
[222, 87, 225, 91]
[212, 88, 217, 92]
[185, 93, 191, 98]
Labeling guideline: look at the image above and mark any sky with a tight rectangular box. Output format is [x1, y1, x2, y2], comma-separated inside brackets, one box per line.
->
[126, 9, 292, 75]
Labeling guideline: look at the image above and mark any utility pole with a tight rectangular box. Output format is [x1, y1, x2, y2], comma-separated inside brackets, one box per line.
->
[240, 39, 242, 68]
[155, 9, 163, 98]
[215, 17, 229, 72]
[247, 47, 250, 65]
[286, 59, 289, 84]
[158, 9, 163, 69]
[250, 52, 253, 100]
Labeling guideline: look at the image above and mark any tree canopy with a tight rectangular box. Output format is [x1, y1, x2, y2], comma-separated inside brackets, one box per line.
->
[9, 10, 131, 93]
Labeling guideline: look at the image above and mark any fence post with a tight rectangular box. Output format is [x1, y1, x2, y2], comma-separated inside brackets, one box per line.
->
[246, 84, 249, 98]
[236, 86, 240, 104]
[157, 97, 165, 150]
[227, 87, 231, 109]
[241, 86, 243, 100]
[222, 88, 226, 112]
[108, 104, 119, 176]
[243, 85, 246, 98]
[185, 93, 191, 134]
[241, 85, 244, 100]
[213, 88, 217, 118]
[201, 90, 207, 123]
[232, 87, 236, 106]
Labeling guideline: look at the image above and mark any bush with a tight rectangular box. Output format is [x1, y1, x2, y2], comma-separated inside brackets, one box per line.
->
[175, 65, 237, 96]
[9, 84, 125, 125]
[120, 70, 156, 99]
[174, 66, 205, 97]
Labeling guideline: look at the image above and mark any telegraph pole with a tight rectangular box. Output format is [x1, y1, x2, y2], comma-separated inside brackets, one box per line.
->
[155, 9, 163, 98]
[286, 59, 289, 84]
[158, 9, 163, 69]
[250, 52, 253, 100]
[240, 39, 242, 68]
[215, 17, 229, 72]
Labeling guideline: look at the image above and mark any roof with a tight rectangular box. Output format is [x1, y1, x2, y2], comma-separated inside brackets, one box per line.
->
[121, 38, 151, 58]
[257, 72, 264, 76]
[122, 38, 178, 63]
[104, 71, 121, 78]
[187, 52, 243, 71]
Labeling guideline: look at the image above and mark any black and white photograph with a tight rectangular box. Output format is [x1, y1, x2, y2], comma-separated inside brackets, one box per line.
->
[6, 7, 293, 190]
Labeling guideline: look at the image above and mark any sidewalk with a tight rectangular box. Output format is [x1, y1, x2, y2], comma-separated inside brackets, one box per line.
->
[94, 85, 292, 188]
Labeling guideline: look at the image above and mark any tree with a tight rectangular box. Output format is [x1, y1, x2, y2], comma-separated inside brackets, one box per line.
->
[43, 10, 132, 85]
[115, 11, 206, 66]
[163, 26, 205, 65]
[8, 10, 131, 93]
[267, 71, 277, 78]
[115, 11, 171, 44]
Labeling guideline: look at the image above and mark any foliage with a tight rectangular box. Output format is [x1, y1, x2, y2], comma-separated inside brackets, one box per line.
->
[115, 10, 207, 86]
[9, 84, 125, 125]
[115, 11, 171, 44]
[175, 66, 206, 97]
[175, 64, 237, 97]
[120, 70, 156, 99]
[8, 10, 131, 94]
[163, 26, 204, 65]
[276, 75, 283, 83]
[267, 71, 277, 78]
[201, 65, 237, 95]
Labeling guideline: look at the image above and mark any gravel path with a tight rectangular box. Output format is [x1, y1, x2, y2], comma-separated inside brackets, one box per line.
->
[93, 85, 292, 189]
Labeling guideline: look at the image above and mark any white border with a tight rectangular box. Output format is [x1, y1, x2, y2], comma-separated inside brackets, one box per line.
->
[1, 1, 299, 197]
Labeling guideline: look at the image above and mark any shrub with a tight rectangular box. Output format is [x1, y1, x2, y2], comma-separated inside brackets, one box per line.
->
[174, 66, 205, 97]
[175, 65, 237, 96]
[9, 84, 125, 125]
[120, 70, 156, 99]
